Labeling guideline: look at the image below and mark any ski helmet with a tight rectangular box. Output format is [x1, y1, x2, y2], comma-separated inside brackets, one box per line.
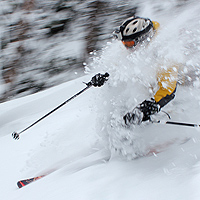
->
[113, 16, 154, 48]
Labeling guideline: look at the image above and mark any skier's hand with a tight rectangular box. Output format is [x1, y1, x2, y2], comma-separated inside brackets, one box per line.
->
[90, 73, 109, 87]
[123, 107, 144, 125]
[139, 99, 160, 121]
[123, 99, 160, 125]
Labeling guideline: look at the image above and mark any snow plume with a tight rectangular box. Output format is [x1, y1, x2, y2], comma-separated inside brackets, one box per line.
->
[86, 2, 200, 160]
[86, 40, 160, 159]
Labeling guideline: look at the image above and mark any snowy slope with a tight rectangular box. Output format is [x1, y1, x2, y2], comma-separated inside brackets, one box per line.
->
[1, 74, 200, 200]
[1, 1, 200, 200]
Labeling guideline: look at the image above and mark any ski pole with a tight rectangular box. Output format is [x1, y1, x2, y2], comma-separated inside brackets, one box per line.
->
[12, 73, 109, 140]
[12, 86, 91, 140]
[155, 120, 200, 128]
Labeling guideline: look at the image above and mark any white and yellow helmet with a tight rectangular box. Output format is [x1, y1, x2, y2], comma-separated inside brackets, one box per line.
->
[113, 16, 154, 48]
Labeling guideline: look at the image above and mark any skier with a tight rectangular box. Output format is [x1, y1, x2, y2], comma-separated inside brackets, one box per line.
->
[92, 16, 178, 126]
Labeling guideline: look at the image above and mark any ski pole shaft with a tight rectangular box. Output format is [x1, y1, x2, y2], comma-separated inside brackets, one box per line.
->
[12, 72, 109, 140]
[12, 85, 92, 140]
[157, 120, 200, 128]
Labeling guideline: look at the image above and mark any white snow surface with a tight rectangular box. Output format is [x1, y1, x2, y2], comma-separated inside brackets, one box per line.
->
[1, 1, 200, 199]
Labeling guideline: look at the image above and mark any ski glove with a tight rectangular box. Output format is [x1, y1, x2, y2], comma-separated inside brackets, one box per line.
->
[90, 73, 109, 87]
[123, 107, 144, 125]
[123, 99, 160, 125]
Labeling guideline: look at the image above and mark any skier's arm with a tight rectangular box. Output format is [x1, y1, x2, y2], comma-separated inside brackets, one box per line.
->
[123, 65, 179, 126]
[154, 65, 179, 108]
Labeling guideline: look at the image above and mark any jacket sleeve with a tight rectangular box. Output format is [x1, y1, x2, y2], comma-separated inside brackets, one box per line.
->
[154, 65, 179, 108]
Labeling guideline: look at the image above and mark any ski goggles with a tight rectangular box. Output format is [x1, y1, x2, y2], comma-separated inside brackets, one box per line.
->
[113, 28, 137, 48]
[122, 40, 137, 48]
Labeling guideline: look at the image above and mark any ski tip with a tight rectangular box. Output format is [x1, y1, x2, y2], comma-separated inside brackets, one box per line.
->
[17, 175, 45, 188]
[17, 181, 26, 188]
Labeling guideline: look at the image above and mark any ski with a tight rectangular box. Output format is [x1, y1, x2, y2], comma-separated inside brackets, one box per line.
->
[17, 175, 45, 188]
[17, 149, 110, 188]
[145, 137, 191, 157]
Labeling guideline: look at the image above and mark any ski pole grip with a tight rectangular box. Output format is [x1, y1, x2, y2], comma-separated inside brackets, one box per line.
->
[87, 72, 109, 87]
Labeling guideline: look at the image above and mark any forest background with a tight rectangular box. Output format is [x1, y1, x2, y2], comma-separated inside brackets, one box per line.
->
[0, 0, 188, 102]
